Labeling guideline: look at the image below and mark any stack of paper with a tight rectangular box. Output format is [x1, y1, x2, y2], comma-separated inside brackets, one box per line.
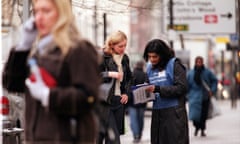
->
[131, 83, 155, 104]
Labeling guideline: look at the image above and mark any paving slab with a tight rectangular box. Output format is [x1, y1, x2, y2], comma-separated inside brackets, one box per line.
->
[121, 99, 240, 144]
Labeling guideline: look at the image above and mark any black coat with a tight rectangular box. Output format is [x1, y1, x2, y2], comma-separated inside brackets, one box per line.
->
[99, 52, 132, 104]
[97, 52, 132, 135]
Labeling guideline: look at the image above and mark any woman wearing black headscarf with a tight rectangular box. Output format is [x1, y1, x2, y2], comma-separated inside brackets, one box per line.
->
[187, 56, 218, 137]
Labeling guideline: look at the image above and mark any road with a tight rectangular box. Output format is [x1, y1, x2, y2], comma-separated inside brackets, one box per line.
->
[121, 99, 240, 144]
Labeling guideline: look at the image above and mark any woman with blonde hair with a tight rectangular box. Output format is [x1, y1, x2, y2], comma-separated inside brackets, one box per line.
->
[97, 30, 132, 144]
[3, 0, 100, 143]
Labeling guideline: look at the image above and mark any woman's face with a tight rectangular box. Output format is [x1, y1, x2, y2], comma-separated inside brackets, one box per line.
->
[148, 52, 160, 65]
[112, 39, 127, 55]
[195, 58, 203, 67]
[34, 0, 59, 37]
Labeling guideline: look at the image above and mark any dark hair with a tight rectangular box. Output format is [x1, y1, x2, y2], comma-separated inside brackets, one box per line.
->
[143, 39, 174, 69]
[195, 56, 204, 64]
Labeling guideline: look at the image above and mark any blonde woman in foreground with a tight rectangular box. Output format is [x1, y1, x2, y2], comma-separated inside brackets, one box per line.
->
[3, 0, 100, 143]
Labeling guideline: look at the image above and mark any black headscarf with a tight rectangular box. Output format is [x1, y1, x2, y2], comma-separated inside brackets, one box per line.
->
[194, 65, 205, 85]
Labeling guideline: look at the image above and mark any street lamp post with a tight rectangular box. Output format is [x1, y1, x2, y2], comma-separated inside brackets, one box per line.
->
[93, 0, 98, 45]
[103, 13, 107, 42]
[169, 0, 174, 49]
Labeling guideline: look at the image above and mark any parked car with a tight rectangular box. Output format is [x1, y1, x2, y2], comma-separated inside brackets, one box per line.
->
[1, 94, 11, 129]
[1, 90, 25, 144]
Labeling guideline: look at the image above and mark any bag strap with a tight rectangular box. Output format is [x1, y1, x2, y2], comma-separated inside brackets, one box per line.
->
[202, 79, 211, 92]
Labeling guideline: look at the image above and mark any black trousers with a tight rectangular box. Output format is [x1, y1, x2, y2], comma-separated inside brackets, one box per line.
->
[193, 98, 210, 131]
[97, 96, 124, 144]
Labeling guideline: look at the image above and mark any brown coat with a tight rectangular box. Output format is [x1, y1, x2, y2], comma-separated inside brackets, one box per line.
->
[23, 39, 100, 144]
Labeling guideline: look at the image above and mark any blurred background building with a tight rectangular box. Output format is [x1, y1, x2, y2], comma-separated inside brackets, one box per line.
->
[1, 0, 240, 101]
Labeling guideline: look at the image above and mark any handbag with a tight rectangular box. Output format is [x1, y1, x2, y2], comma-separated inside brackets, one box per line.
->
[207, 97, 221, 119]
[201, 79, 221, 119]
[99, 78, 114, 102]
[2, 49, 30, 93]
[99, 57, 115, 103]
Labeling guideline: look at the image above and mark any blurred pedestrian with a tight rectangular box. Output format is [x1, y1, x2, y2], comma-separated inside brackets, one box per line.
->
[3, 0, 100, 143]
[143, 39, 189, 144]
[187, 56, 218, 137]
[97, 30, 132, 144]
[127, 60, 148, 143]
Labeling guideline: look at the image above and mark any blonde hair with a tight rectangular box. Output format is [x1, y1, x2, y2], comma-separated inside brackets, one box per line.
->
[104, 30, 127, 54]
[33, 0, 80, 55]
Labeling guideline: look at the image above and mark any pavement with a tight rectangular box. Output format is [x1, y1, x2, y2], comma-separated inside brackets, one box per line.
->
[121, 99, 240, 144]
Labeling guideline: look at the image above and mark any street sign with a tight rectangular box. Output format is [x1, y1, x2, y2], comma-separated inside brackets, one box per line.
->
[163, 0, 236, 34]
[215, 37, 229, 44]
[167, 24, 189, 31]
[230, 34, 239, 42]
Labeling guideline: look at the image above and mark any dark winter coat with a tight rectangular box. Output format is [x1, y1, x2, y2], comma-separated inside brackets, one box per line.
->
[99, 52, 132, 104]
[10, 39, 100, 144]
[150, 59, 189, 144]
[97, 52, 132, 135]
[187, 67, 218, 122]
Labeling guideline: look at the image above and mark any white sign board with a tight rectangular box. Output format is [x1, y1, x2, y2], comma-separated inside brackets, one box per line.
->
[163, 0, 236, 34]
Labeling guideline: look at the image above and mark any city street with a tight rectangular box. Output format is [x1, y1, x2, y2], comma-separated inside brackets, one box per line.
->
[121, 99, 240, 144]
[1, 1, 240, 144]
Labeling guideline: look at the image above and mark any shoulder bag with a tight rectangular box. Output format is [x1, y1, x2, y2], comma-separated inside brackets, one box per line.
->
[202, 79, 221, 119]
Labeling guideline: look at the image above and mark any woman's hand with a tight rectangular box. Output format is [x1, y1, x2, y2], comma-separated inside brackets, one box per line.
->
[25, 78, 49, 107]
[145, 85, 155, 93]
[108, 71, 123, 80]
[16, 17, 38, 51]
[209, 91, 213, 97]
[120, 94, 128, 104]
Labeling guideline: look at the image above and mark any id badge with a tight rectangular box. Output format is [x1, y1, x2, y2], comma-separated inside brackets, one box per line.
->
[158, 70, 166, 78]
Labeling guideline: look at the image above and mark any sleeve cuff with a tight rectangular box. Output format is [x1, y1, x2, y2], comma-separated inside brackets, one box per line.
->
[101, 71, 109, 78]
[15, 44, 31, 51]
[41, 88, 50, 107]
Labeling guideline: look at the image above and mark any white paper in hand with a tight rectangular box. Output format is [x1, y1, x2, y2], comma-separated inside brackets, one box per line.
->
[132, 84, 155, 104]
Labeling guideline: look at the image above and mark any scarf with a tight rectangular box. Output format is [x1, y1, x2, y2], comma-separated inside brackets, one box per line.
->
[113, 54, 123, 96]
[37, 34, 55, 55]
[194, 65, 204, 85]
